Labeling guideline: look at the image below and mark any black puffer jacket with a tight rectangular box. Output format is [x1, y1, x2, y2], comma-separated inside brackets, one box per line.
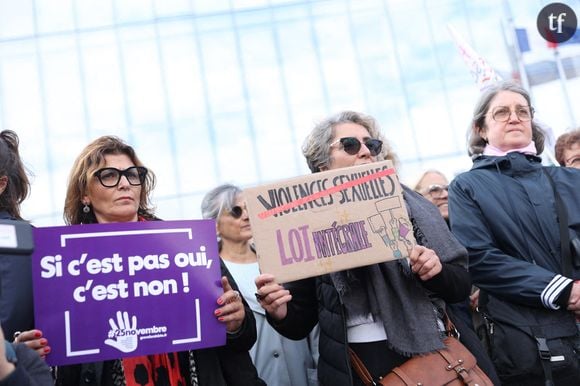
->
[270, 262, 475, 386]
[273, 274, 350, 386]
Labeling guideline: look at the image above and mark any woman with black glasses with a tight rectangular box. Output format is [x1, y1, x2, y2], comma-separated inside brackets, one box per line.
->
[20, 136, 264, 386]
[254, 111, 497, 385]
[202, 184, 319, 386]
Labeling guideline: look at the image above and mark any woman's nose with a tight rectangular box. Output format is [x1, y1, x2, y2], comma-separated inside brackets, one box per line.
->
[359, 142, 372, 157]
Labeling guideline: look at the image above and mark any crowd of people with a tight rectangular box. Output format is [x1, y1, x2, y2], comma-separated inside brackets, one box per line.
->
[0, 79, 579, 385]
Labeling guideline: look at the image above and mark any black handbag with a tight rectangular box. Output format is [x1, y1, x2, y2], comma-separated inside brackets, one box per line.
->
[479, 293, 579, 385]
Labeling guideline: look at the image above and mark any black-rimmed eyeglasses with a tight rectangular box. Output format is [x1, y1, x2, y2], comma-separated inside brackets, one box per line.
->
[330, 137, 383, 156]
[94, 166, 147, 188]
[490, 106, 534, 122]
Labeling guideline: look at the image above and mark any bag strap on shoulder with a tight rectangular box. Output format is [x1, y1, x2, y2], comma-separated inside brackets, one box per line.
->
[542, 169, 573, 277]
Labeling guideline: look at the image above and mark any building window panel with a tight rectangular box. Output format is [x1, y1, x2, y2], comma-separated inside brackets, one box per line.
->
[199, 32, 246, 114]
[80, 31, 128, 133]
[232, 0, 269, 12]
[276, 20, 327, 113]
[134, 129, 177, 198]
[119, 26, 167, 127]
[39, 36, 86, 136]
[173, 122, 219, 194]
[113, 0, 154, 24]
[152, 0, 192, 18]
[0, 53, 44, 133]
[314, 15, 365, 110]
[0, 0, 34, 39]
[213, 114, 258, 183]
[191, 0, 230, 15]
[75, 0, 114, 30]
[158, 22, 207, 121]
[35, 0, 75, 34]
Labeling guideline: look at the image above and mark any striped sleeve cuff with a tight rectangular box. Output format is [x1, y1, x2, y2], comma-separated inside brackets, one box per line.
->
[541, 274, 573, 309]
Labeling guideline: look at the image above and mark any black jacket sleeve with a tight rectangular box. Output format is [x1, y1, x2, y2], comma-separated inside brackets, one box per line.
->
[421, 262, 471, 304]
[0, 344, 53, 386]
[266, 277, 319, 341]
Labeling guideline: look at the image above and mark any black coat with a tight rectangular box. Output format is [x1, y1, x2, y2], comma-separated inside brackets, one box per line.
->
[269, 261, 475, 386]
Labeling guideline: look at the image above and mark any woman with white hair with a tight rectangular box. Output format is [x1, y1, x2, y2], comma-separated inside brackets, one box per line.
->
[202, 184, 319, 386]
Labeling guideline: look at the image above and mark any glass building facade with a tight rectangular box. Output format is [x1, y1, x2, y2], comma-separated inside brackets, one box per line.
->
[1, 0, 579, 225]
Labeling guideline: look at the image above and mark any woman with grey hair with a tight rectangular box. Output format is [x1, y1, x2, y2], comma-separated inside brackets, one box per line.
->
[202, 184, 319, 386]
[449, 81, 580, 385]
[254, 111, 496, 385]
[467, 81, 545, 157]
[302, 110, 397, 173]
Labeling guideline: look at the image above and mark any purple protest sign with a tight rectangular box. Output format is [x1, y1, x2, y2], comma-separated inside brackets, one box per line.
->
[31, 220, 225, 366]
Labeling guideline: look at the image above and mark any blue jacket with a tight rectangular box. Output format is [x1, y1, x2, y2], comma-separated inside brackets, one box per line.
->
[449, 152, 580, 309]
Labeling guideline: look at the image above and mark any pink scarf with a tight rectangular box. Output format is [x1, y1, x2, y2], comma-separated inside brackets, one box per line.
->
[483, 142, 537, 156]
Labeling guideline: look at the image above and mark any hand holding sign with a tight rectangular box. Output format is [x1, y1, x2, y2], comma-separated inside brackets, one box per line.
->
[409, 245, 442, 281]
[254, 273, 291, 322]
[104, 311, 138, 353]
[215, 276, 245, 333]
[12, 329, 50, 359]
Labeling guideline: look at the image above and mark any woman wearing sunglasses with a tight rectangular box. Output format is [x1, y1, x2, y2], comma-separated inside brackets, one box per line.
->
[254, 111, 497, 385]
[201, 184, 319, 386]
[20, 136, 264, 386]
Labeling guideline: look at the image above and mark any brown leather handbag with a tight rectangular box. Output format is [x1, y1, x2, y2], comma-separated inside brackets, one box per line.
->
[349, 336, 493, 386]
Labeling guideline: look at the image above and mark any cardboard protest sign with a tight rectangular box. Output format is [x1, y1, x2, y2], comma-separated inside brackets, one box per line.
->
[244, 160, 416, 283]
[31, 220, 224, 366]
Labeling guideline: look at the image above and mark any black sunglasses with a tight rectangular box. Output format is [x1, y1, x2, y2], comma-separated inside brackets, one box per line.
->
[94, 166, 148, 188]
[228, 205, 246, 219]
[330, 137, 383, 156]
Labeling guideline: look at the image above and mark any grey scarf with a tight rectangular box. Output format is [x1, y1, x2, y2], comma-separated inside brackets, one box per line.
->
[330, 185, 468, 356]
